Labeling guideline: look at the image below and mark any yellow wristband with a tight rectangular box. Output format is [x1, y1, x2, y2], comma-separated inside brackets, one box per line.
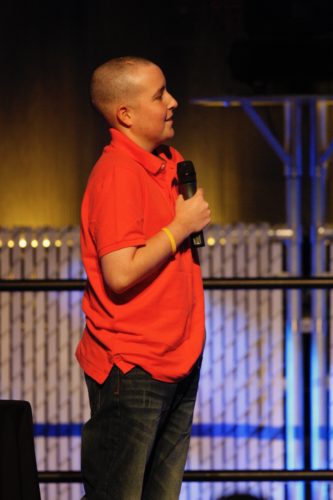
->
[162, 227, 177, 254]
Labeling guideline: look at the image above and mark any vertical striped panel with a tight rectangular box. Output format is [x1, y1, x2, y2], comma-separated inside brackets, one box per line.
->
[180, 224, 285, 500]
[247, 224, 261, 487]
[67, 227, 88, 500]
[58, 229, 72, 500]
[210, 226, 226, 500]
[330, 245, 333, 500]
[34, 229, 48, 500]
[329, 243, 333, 491]
[46, 229, 60, 492]
[234, 224, 249, 494]
[0, 229, 11, 400]
[0, 227, 87, 500]
[269, 239, 285, 499]
[259, 226, 273, 500]
[21, 228, 35, 412]
[10, 229, 23, 401]
[223, 225, 238, 492]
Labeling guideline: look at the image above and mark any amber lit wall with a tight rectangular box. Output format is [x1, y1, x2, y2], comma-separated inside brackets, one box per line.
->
[2, 2, 332, 228]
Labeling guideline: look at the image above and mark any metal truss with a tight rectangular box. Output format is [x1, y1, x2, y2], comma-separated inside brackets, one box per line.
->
[191, 95, 333, 500]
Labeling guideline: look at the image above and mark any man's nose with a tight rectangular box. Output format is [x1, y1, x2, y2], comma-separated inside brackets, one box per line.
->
[168, 92, 178, 109]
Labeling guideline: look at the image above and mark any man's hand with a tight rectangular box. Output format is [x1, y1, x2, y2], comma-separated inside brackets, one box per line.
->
[173, 188, 211, 238]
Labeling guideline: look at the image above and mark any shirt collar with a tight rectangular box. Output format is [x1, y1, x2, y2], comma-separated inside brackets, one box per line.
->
[109, 128, 167, 175]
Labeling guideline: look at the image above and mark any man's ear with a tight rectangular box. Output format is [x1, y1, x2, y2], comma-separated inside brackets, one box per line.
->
[116, 105, 132, 127]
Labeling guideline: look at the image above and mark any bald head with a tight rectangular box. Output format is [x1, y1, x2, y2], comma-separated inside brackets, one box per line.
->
[90, 56, 155, 125]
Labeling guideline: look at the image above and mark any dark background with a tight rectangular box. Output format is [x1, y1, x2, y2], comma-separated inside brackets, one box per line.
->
[1, 0, 333, 227]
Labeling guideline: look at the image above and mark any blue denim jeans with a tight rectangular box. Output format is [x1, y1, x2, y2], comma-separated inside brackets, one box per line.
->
[81, 359, 201, 500]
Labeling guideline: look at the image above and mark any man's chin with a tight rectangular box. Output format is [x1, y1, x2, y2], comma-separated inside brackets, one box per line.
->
[165, 128, 175, 140]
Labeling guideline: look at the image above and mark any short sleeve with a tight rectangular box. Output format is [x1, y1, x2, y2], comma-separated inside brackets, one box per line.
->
[90, 164, 146, 257]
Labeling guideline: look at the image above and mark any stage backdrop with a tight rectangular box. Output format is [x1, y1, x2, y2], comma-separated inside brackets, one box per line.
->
[0, 224, 287, 500]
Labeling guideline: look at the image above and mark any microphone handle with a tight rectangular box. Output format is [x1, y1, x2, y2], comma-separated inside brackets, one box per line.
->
[179, 182, 205, 248]
[191, 231, 205, 248]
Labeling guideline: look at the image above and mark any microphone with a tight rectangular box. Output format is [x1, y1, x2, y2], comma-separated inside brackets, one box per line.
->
[177, 160, 205, 248]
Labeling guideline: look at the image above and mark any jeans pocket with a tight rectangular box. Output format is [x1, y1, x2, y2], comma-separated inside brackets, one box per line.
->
[113, 365, 120, 396]
[85, 373, 101, 415]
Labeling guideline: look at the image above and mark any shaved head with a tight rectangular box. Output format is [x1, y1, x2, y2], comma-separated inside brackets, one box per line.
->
[90, 56, 155, 125]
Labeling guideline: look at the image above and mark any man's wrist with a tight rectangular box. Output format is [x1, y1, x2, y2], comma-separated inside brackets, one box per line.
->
[167, 219, 190, 247]
[161, 227, 177, 254]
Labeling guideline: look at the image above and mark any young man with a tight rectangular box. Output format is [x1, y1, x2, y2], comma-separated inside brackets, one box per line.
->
[76, 56, 211, 500]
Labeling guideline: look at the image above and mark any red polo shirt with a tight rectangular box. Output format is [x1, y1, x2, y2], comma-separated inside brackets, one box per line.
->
[76, 128, 205, 383]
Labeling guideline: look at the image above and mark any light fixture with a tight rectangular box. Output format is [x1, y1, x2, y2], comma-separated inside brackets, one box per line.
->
[42, 238, 51, 248]
[18, 238, 27, 248]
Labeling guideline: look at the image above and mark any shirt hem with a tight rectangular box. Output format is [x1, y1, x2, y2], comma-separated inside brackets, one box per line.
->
[98, 238, 146, 258]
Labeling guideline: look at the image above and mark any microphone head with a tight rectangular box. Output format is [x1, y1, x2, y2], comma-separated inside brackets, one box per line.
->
[177, 160, 197, 184]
